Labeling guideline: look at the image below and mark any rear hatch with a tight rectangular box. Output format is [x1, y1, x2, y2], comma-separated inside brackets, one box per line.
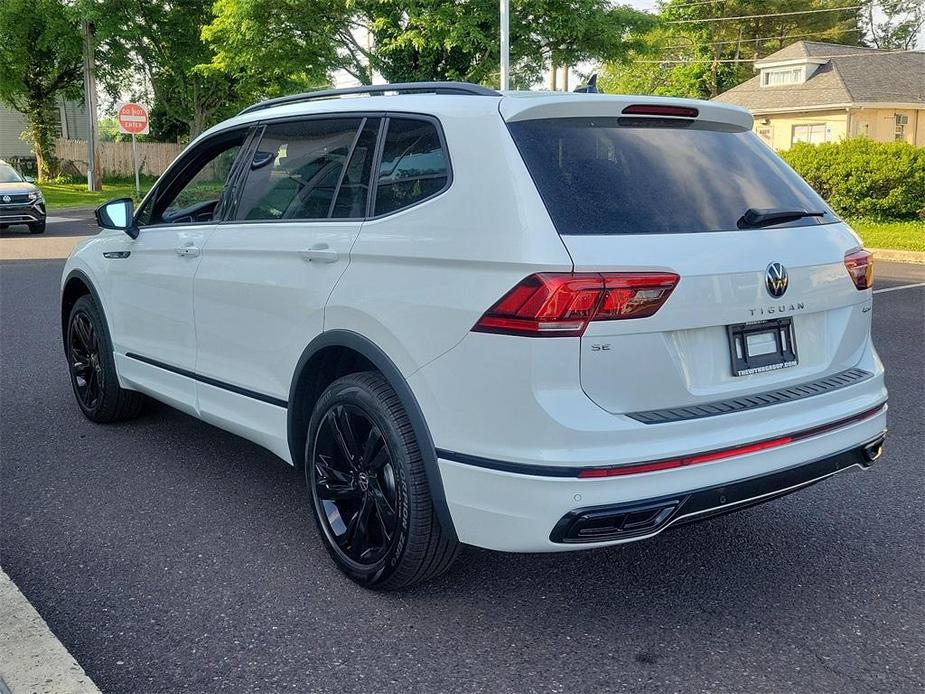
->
[503, 96, 873, 416]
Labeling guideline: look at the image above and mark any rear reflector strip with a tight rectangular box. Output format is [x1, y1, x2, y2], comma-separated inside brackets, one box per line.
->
[437, 402, 886, 479]
[577, 402, 886, 478]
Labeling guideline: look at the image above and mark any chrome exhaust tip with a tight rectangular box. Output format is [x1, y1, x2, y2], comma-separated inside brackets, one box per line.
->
[862, 435, 886, 464]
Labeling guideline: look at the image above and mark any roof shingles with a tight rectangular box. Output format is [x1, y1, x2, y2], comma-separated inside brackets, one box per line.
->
[713, 41, 925, 112]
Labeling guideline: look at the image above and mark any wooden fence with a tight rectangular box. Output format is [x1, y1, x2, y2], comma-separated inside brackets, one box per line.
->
[55, 138, 184, 178]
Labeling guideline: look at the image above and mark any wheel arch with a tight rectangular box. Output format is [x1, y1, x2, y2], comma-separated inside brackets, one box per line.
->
[288, 330, 457, 542]
[61, 269, 109, 354]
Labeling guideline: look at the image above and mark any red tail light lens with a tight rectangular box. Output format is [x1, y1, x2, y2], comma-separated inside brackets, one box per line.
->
[844, 248, 873, 290]
[472, 272, 679, 337]
[622, 104, 699, 118]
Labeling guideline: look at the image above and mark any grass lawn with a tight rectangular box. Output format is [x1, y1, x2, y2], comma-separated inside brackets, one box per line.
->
[848, 220, 925, 253]
[41, 181, 153, 210]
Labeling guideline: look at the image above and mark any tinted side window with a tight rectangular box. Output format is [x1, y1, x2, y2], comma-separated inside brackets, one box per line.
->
[331, 118, 380, 218]
[136, 129, 246, 226]
[164, 146, 242, 220]
[236, 118, 362, 221]
[374, 118, 449, 216]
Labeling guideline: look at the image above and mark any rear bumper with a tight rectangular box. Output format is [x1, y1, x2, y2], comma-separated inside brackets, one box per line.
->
[551, 433, 884, 543]
[436, 403, 887, 552]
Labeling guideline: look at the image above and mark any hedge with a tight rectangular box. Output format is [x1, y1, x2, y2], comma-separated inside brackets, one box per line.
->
[780, 138, 925, 221]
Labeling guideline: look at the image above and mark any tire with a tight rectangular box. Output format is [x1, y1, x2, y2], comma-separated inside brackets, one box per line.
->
[29, 220, 46, 234]
[306, 372, 459, 590]
[66, 295, 146, 422]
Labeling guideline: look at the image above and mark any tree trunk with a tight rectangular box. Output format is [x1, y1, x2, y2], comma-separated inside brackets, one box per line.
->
[24, 97, 61, 182]
[189, 81, 206, 140]
[548, 63, 557, 91]
[189, 110, 206, 141]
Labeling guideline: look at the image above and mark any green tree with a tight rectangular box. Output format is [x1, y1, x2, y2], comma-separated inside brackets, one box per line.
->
[862, 0, 924, 49]
[362, 0, 507, 84]
[0, 0, 83, 180]
[201, 0, 655, 90]
[603, 0, 863, 99]
[364, 0, 655, 86]
[90, 0, 255, 142]
[599, 28, 717, 98]
[202, 0, 348, 94]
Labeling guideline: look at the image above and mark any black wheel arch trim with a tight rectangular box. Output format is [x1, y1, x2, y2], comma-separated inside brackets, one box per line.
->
[62, 269, 111, 355]
[288, 330, 458, 542]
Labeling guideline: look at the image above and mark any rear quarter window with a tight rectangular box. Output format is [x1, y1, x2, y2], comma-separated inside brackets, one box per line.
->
[507, 117, 836, 235]
[373, 118, 449, 216]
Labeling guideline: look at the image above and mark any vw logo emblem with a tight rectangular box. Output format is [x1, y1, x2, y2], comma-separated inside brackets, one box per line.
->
[766, 262, 789, 298]
[1, 195, 10, 203]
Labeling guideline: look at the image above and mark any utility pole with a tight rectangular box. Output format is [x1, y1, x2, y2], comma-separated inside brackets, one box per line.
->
[500, 0, 510, 90]
[81, 20, 101, 192]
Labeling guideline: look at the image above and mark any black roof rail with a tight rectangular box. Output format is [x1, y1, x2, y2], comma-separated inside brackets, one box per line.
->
[239, 81, 500, 115]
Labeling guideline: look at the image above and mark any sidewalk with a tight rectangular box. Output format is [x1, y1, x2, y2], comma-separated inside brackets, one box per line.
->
[0, 569, 100, 694]
[869, 247, 925, 264]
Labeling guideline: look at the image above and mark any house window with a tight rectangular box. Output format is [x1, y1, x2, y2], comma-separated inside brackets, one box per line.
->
[792, 123, 828, 145]
[895, 113, 909, 141]
[757, 126, 773, 146]
[763, 68, 802, 86]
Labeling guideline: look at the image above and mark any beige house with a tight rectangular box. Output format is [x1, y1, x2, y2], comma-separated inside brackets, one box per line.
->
[714, 41, 925, 150]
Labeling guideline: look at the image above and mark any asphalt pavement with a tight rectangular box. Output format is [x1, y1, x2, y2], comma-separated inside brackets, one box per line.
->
[1, 215, 923, 693]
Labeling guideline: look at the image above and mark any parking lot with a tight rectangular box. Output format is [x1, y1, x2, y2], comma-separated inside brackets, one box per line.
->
[1, 213, 923, 693]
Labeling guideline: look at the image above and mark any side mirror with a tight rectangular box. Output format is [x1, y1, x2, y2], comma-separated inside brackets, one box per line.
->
[23, 176, 35, 183]
[96, 198, 139, 239]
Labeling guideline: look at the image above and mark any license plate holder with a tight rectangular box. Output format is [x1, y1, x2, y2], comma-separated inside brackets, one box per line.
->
[727, 318, 798, 377]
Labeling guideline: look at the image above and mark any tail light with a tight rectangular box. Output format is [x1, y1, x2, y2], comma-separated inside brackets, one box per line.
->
[472, 272, 679, 337]
[844, 249, 873, 290]
[622, 104, 699, 118]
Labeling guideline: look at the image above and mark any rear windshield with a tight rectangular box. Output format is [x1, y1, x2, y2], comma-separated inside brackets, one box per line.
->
[507, 117, 836, 235]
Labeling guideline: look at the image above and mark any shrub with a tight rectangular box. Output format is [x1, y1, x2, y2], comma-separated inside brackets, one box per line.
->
[781, 138, 925, 221]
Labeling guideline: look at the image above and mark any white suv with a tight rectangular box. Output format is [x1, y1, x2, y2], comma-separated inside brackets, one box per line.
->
[61, 82, 887, 589]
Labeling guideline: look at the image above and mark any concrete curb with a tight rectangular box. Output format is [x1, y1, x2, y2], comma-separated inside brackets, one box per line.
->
[869, 247, 925, 264]
[0, 568, 101, 694]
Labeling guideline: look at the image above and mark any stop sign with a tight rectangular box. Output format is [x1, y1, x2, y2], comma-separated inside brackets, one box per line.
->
[117, 102, 149, 135]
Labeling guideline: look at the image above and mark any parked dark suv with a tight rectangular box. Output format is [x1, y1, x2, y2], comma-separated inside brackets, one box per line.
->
[0, 160, 46, 234]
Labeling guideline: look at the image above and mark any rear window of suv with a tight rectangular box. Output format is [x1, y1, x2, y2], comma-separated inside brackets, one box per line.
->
[507, 117, 835, 235]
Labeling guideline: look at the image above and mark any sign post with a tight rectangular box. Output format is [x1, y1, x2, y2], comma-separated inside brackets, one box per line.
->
[116, 103, 150, 198]
[500, 0, 510, 90]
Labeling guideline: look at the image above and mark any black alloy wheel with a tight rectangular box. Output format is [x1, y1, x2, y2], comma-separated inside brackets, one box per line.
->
[306, 372, 459, 589]
[68, 309, 103, 411]
[65, 295, 146, 422]
[312, 403, 399, 565]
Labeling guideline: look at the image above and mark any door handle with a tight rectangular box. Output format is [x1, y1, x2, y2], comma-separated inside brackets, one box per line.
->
[175, 245, 200, 257]
[300, 244, 339, 263]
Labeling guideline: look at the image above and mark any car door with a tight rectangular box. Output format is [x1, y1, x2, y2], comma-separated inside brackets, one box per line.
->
[192, 116, 379, 456]
[106, 127, 250, 412]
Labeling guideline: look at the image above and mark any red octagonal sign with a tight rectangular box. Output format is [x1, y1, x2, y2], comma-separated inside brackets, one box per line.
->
[117, 102, 149, 135]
